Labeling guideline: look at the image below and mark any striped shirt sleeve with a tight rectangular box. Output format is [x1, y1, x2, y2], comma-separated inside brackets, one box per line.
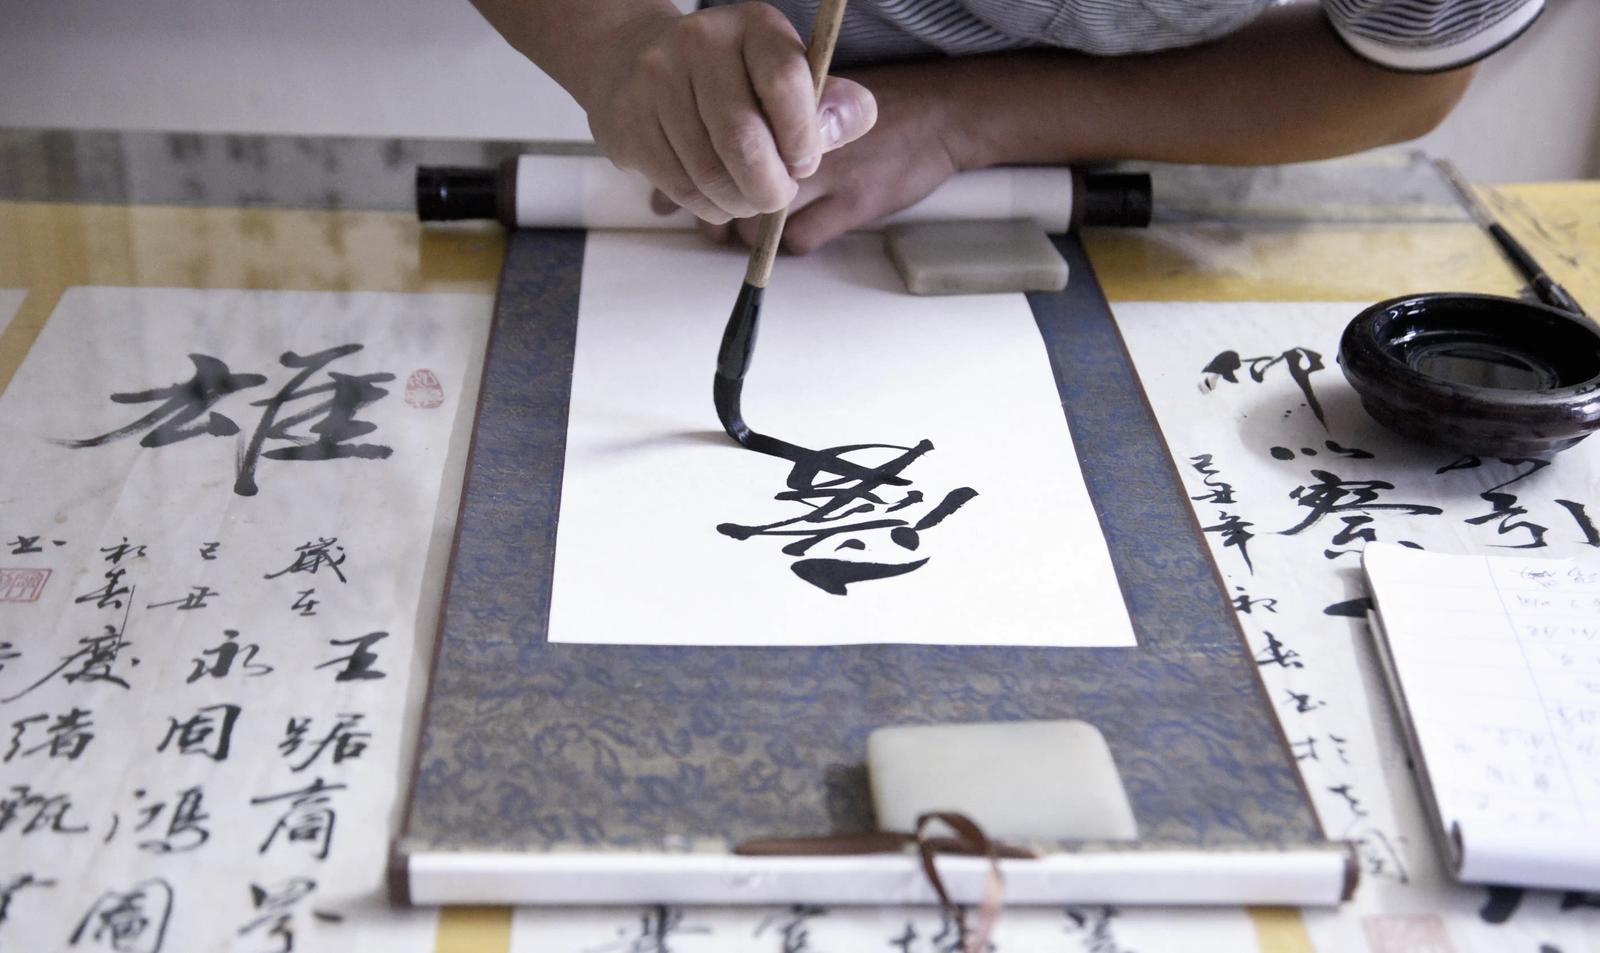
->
[1323, 0, 1544, 72]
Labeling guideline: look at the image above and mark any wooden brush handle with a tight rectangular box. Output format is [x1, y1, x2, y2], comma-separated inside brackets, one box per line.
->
[744, 0, 849, 288]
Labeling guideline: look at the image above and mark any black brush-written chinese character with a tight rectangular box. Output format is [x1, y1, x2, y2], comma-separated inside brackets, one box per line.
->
[265, 539, 347, 584]
[1201, 347, 1328, 426]
[1255, 631, 1304, 669]
[279, 714, 370, 772]
[1556, 500, 1600, 547]
[584, 905, 710, 953]
[1440, 456, 1553, 548]
[251, 777, 347, 861]
[717, 440, 977, 596]
[1282, 471, 1442, 545]
[755, 905, 826, 953]
[237, 878, 333, 953]
[5, 707, 94, 762]
[291, 589, 319, 617]
[3, 607, 139, 704]
[132, 786, 211, 854]
[1202, 511, 1256, 572]
[64, 355, 266, 449]
[0, 642, 17, 674]
[70, 879, 174, 953]
[188, 629, 272, 682]
[234, 345, 395, 496]
[198, 541, 221, 561]
[0, 784, 89, 836]
[146, 585, 219, 611]
[316, 632, 388, 682]
[0, 873, 57, 929]
[156, 704, 240, 762]
[62, 347, 394, 497]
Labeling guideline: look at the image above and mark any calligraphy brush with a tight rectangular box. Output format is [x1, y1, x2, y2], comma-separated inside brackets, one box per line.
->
[715, 0, 849, 458]
[1438, 159, 1586, 316]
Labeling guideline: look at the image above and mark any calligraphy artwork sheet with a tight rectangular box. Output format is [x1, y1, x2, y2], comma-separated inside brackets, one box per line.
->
[1114, 301, 1600, 953]
[549, 233, 1134, 647]
[0, 287, 490, 953]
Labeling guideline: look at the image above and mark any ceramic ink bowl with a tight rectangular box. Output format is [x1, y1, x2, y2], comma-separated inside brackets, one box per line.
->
[1338, 293, 1600, 456]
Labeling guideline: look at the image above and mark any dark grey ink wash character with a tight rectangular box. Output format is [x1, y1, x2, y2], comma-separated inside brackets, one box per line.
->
[0, 873, 57, 930]
[717, 440, 977, 595]
[61, 345, 395, 497]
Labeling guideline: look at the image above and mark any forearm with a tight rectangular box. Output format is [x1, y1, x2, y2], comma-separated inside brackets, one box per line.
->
[864, 2, 1474, 171]
[469, 0, 680, 107]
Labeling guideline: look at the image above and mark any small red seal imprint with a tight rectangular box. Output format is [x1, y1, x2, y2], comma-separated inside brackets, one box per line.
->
[0, 568, 52, 603]
[405, 369, 445, 409]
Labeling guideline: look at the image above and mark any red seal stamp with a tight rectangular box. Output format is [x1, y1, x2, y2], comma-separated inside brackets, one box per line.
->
[0, 568, 51, 603]
[405, 369, 445, 409]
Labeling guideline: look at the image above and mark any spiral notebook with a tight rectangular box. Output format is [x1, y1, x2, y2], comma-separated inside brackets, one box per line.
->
[1363, 543, 1600, 891]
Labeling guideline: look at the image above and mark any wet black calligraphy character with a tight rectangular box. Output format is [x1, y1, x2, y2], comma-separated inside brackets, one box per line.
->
[279, 714, 370, 772]
[265, 538, 346, 584]
[146, 585, 219, 611]
[0, 784, 89, 836]
[1292, 737, 1318, 762]
[316, 632, 388, 682]
[69, 879, 174, 953]
[0, 642, 18, 674]
[199, 542, 221, 561]
[234, 345, 395, 496]
[156, 703, 240, 762]
[63, 354, 267, 450]
[1201, 347, 1327, 426]
[188, 629, 272, 682]
[717, 441, 977, 596]
[6, 707, 94, 762]
[251, 777, 347, 861]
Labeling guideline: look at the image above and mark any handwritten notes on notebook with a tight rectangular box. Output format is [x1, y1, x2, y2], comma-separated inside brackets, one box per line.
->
[1363, 543, 1600, 891]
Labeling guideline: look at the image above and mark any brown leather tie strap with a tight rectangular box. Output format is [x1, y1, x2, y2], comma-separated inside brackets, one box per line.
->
[913, 812, 1007, 953]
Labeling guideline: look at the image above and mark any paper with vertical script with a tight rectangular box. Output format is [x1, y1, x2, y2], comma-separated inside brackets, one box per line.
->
[548, 233, 1133, 647]
[1114, 300, 1600, 950]
[0, 287, 488, 952]
[1364, 542, 1600, 891]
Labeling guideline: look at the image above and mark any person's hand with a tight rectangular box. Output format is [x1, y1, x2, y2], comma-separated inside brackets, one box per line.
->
[692, 67, 969, 253]
[581, 2, 878, 225]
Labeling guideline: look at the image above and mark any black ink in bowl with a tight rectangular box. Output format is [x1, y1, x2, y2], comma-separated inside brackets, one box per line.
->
[1338, 293, 1600, 456]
